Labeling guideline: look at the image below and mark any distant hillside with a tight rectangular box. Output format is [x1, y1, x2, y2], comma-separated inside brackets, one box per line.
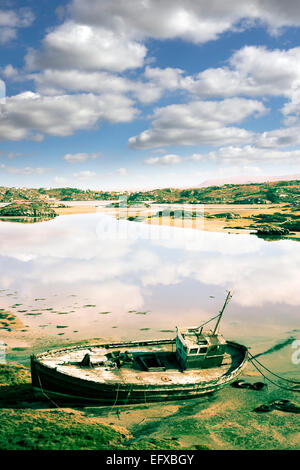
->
[126, 180, 300, 205]
[0, 202, 57, 218]
[198, 173, 300, 188]
[0, 187, 119, 203]
[0, 179, 299, 206]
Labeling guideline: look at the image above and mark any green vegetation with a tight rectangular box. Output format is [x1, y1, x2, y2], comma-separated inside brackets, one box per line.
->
[0, 409, 130, 450]
[125, 180, 300, 205]
[0, 180, 299, 236]
[0, 186, 120, 203]
[0, 202, 57, 218]
[0, 179, 299, 206]
[248, 211, 300, 235]
[0, 365, 182, 450]
[255, 225, 290, 236]
[206, 212, 241, 219]
[0, 364, 33, 405]
[0, 310, 24, 331]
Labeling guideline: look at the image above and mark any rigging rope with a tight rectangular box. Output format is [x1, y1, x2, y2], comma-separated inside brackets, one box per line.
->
[37, 372, 60, 408]
[248, 352, 300, 385]
[247, 356, 300, 393]
[109, 381, 121, 414]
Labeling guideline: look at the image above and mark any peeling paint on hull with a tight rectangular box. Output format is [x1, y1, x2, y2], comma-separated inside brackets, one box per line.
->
[31, 339, 248, 405]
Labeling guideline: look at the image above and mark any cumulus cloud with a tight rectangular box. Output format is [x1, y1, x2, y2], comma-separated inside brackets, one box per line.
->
[1, 64, 19, 80]
[115, 167, 127, 176]
[0, 8, 34, 44]
[256, 126, 300, 148]
[143, 145, 300, 169]
[73, 170, 97, 179]
[191, 145, 300, 165]
[182, 46, 300, 101]
[69, 0, 300, 43]
[6, 152, 23, 159]
[63, 152, 101, 163]
[129, 98, 266, 149]
[53, 176, 68, 185]
[144, 154, 182, 165]
[29, 68, 163, 104]
[0, 164, 51, 175]
[0, 79, 5, 104]
[25, 21, 146, 73]
[25, 44, 300, 114]
[0, 91, 138, 141]
[144, 66, 184, 90]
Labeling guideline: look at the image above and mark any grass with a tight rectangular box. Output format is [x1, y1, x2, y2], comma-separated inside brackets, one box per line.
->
[0, 365, 183, 450]
[0, 409, 129, 450]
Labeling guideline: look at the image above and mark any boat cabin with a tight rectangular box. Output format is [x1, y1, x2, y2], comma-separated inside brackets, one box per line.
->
[175, 326, 226, 370]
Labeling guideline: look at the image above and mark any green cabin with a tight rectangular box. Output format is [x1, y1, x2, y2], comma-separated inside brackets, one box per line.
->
[175, 291, 232, 370]
[175, 326, 226, 370]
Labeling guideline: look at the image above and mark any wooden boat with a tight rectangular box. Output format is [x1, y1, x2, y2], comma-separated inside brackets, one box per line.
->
[31, 292, 248, 405]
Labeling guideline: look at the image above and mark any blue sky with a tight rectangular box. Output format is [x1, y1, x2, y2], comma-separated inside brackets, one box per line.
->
[1, 0, 300, 190]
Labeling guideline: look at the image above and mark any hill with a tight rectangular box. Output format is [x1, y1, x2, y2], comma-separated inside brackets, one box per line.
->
[0, 202, 57, 218]
[0, 179, 299, 207]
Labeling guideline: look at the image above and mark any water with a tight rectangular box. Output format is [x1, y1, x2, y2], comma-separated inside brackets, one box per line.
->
[0, 212, 299, 378]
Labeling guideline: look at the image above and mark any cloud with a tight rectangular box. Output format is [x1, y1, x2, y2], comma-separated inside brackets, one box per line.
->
[191, 145, 300, 166]
[6, 152, 23, 159]
[182, 46, 300, 101]
[115, 167, 127, 176]
[129, 98, 266, 149]
[144, 154, 182, 165]
[69, 0, 300, 43]
[53, 176, 68, 186]
[1, 64, 19, 80]
[25, 21, 146, 73]
[0, 8, 34, 44]
[256, 126, 300, 148]
[73, 170, 97, 179]
[0, 91, 138, 141]
[144, 66, 184, 90]
[0, 164, 51, 175]
[29, 68, 163, 104]
[0, 79, 5, 104]
[63, 152, 101, 163]
[142, 145, 300, 169]
[25, 44, 300, 113]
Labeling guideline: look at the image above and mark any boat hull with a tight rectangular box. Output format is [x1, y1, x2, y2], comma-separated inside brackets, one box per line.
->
[31, 339, 248, 405]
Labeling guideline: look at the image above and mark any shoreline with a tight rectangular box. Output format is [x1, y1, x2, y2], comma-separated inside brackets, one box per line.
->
[0, 200, 299, 240]
[54, 201, 300, 239]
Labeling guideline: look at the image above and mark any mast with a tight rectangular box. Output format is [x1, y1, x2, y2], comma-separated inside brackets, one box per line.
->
[212, 290, 232, 335]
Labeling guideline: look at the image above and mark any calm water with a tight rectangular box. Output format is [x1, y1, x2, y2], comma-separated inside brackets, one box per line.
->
[0, 212, 299, 377]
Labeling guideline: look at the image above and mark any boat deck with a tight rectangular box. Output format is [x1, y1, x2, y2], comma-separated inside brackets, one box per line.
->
[37, 341, 244, 387]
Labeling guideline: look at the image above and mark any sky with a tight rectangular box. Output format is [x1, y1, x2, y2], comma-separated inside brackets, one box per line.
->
[1, 0, 300, 190]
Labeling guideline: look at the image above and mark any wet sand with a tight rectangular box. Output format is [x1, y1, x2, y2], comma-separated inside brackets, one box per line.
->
[0, 310, 24, 332]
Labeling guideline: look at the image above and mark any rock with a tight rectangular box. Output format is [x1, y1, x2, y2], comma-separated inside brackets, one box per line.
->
[256, 224, 289, 235]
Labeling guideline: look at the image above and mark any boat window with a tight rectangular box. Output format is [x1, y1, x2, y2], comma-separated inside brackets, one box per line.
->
[189, 348, 198, 355]
[199, 347, 208, 354]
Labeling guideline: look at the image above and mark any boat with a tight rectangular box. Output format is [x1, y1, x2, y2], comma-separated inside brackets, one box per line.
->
[30, 291, 248, 405]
